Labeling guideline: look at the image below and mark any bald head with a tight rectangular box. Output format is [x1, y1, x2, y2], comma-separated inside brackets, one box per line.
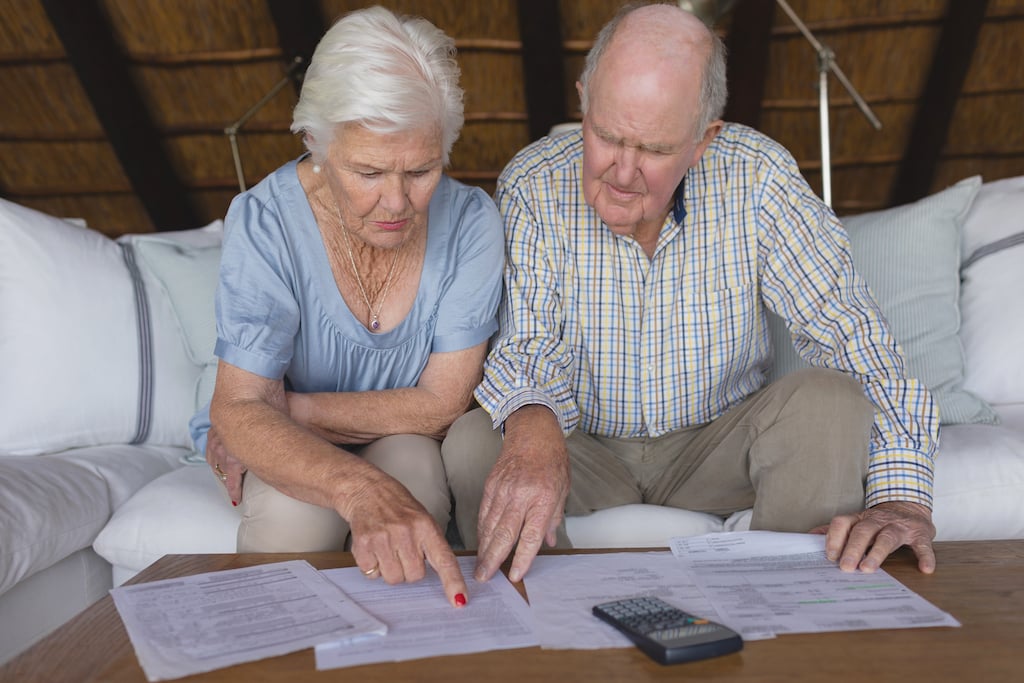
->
[579, 2, 727, 140]
[574, 3, 727, 241]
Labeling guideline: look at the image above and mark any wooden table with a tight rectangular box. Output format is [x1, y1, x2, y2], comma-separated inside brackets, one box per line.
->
[3, 541, 1023, 682]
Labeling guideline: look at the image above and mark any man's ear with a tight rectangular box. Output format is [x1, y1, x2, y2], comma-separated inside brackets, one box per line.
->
[690, 120, 724, 167]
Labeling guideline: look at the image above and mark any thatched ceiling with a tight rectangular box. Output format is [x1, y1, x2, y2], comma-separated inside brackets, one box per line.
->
[1, 0, 1022, 236]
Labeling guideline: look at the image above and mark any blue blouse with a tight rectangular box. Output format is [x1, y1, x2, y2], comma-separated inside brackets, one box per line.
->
[189, 158, 504, 452]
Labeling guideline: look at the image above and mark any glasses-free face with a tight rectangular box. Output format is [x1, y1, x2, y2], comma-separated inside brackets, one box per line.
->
[322, 123, 444, 250]
[577, 52, 720, 243]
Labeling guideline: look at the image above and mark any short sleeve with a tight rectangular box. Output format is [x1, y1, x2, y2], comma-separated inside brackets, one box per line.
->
[431, 183, 504, 353]
[215, 192, 301, 380]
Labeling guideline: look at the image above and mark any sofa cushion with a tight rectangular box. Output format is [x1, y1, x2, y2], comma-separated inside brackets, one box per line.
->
[93, 464, 241, 578]
[95, 464, 730, 578]
[932, 422, 1024, 540]
[0, 197, 223, 454]
[769, 176, 995, 424]
[959, 175, 1024, 407]
[564, 505, 725, 548]
[0, 445, 182, 596]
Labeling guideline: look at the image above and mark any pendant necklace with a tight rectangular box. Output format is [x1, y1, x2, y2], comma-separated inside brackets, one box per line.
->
[333, 204, 403, 332]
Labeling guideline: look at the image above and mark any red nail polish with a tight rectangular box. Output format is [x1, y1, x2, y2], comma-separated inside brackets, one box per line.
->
[454, 593, 466, 607]
[232, 501, 237, 507]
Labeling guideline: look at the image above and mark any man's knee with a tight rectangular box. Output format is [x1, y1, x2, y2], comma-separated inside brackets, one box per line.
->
[363, 434, 450, 528]
[441, 407, 502, 549]
[775, 367, 873, 429]
[441, 407, 502, 485]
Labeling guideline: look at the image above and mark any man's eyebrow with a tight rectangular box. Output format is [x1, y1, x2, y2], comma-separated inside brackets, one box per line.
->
[591, 122, 680, 155]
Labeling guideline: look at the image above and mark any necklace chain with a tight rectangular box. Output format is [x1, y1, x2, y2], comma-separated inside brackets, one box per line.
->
[332, 203, 403, 332]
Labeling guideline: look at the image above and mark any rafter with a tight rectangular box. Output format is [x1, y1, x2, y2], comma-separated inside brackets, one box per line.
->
[266, 0, 326, 90]
[723, 0, 776, 128]
[41, 0, 202, 231]
[890, 0, 990, 205]
[517, 0, 568, 141]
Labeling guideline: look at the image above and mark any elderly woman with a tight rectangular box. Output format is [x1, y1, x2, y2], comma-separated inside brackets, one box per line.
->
[187, 7, 502, 608]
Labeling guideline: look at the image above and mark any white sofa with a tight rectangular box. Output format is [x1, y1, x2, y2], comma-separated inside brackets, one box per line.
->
[3, 174, 1024, 664]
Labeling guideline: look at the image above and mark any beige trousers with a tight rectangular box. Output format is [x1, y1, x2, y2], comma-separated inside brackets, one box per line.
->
[441, 368, 873, 549]
[232, 434, 451, 553]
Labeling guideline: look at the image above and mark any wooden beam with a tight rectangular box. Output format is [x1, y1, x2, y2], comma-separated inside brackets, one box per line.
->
[723, 0, 776, 128]
[517, 0, 568, 141]
[41, 0, 202, 231]
[266, 0, 326, 93]
[890, 0, 990, 205]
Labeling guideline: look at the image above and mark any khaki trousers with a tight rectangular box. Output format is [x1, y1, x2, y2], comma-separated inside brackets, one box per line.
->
[231, 434, 451, 553]
[442, 368, 872, 549]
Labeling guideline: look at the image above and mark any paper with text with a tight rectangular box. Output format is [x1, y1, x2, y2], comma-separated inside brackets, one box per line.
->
[315, 555, 537, 670]
[671, 531, 961, 635]
[521, 551, 768, 649]
[111, 560, 386, 682]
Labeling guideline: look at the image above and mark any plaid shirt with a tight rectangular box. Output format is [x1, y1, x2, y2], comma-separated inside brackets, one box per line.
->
[476, 123, 938, 508]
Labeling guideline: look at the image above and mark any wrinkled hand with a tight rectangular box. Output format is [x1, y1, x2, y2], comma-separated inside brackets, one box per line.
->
[475, 406, 570, 584]
[345, 471, 468, 608]
[813, 501, 936, 574]
[205, 426, 247, 505]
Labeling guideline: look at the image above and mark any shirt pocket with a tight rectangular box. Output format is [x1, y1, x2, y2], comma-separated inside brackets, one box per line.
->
[667, 283, 759, 377]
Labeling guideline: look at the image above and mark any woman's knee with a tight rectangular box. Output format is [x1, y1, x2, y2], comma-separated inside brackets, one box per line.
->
[237, 473, 348, 552]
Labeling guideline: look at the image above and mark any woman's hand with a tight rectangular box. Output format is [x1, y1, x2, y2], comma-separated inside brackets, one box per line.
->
[205, 425, 247, 505]
[344, 469, 468, 608]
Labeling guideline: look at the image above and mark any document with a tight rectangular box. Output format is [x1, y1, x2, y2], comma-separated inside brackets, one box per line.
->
[315, 555, 537, 670]
[521, 551, 770, 649]
[522, 532, 959, 651]
[671, 531, 961, 635]
[111, 560, 386, 682]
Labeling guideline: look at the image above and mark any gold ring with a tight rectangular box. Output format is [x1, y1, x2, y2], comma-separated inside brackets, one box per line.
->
[362, 565, 379, 576]
[214, 464, 227, 482]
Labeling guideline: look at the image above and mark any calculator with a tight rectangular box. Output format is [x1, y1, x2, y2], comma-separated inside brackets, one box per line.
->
[592, 595, 743, 665]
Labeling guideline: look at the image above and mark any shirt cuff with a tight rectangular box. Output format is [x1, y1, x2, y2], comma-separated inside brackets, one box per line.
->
[487, 387, 571, 435]
[864, 447, 935, 509]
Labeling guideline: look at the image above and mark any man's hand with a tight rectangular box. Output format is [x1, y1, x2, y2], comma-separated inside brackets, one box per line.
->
[814, 501, 937, 574]
[474, 406, 571, 584]
[205, 426, 247, 505]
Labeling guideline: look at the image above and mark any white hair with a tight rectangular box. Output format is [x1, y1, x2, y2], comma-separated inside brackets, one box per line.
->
[291, 6, 464, 164]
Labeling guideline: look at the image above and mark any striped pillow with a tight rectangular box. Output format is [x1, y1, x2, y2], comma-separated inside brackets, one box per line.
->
[768, 176, 995, 425]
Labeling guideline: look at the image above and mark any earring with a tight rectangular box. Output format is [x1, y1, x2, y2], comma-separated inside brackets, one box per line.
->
[312, 164, 321, 174]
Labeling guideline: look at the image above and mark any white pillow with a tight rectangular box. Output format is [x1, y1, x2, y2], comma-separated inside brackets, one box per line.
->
[959, 175, 1024, 406]
[0, 200, 142, 454]
[0, 197, 222, 455]
[93, 465, 240, 578]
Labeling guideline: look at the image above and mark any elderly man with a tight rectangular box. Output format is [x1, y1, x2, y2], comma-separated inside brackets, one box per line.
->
[443, 1, 938, 584]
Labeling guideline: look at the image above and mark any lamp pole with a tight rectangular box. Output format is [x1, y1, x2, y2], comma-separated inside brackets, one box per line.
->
[225, 56, 305, 193]
[774, 0, 882, 207]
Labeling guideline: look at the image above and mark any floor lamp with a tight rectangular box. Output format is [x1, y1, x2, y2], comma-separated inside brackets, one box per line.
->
[775, 0, 882, 207]
[224, 56, 305, 193]
[681, 0, 883, 207]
